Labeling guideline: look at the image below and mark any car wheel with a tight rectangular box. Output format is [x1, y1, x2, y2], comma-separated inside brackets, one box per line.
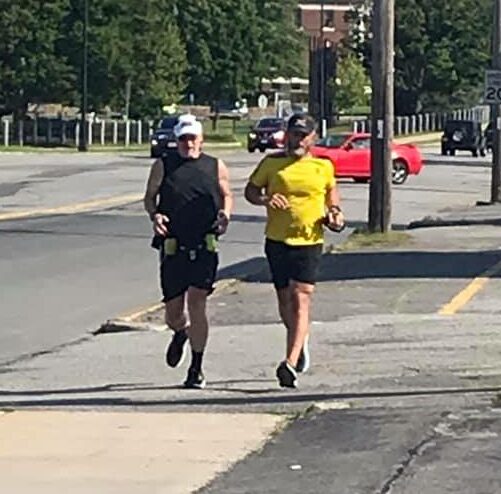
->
[248, 147, 255, 153]
[480, 148, 486, 157]
[259, 147, 266, 153]
[472, 148, 478, 157]
[392, 159, 409, 185]
[353, 178, 370, 184]
[441, 146, 447, 156]
[450, 149, 456, 156]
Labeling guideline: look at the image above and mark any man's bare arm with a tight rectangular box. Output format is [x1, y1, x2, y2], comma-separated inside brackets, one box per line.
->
[144, 159, 170, 236]
[244, 182, 267, 206]
[217, 159, 233, 218]
[325, 184, 342, 210]
[144, 159, 163, 219]
[325, 185, 345, 228]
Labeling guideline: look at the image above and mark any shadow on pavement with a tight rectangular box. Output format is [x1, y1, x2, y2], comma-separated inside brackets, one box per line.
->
[1, 384, 501, 409]
[218, 249, 501, 283]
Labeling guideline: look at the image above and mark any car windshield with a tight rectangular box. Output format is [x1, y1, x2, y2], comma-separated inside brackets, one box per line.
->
[257, 118, 283, 129]
[316, 134, 348, 148]
[159, 117, 178, 129]
[445, 121, 473, 133]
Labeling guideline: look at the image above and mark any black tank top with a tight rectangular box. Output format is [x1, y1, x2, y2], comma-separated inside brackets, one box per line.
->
[157, 152, 221, 246]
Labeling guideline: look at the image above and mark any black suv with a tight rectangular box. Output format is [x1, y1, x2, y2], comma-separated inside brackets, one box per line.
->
[150, 116, 179, 158]
[247, 117, 286, 153]
[441, 120, 486, 157]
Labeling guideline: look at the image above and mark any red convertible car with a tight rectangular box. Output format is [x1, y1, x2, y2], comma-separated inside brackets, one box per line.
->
[311, 133, 423, 185]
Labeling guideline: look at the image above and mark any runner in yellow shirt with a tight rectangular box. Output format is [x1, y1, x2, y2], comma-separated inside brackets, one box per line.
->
[245, 114, 345, 388]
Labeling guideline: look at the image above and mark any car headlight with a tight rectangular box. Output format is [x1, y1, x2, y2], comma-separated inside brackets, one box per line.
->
[151, 138, 158, 146]
[249, 132, 257, 139]
[273, 130, 285, 140]
[391, 150, 398, 160]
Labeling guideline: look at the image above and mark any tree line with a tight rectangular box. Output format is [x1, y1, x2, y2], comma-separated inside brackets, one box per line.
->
[0, 0, 304, 119]
[347, 0, 492, 115]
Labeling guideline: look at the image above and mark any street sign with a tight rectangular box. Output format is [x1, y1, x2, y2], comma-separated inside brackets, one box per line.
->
[484, 70, 501, 104]
[257, 94, 268, 109]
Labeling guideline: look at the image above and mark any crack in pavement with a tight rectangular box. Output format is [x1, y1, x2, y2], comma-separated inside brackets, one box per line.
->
[0, 335, 92, 369]
[378, 431, 438, 494]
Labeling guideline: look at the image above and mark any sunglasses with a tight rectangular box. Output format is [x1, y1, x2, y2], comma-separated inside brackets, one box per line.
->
[178, 134, 198, 142]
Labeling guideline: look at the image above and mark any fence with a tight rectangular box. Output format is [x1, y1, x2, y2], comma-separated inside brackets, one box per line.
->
[0, 106, 493, 147]
[351, 106, 490, 135]
[0, 118, 154, 148]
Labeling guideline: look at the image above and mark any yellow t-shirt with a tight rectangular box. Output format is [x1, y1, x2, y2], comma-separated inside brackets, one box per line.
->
[249, 153, 335, 245]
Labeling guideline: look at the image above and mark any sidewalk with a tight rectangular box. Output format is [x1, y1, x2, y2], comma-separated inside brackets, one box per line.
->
[1, 207, 501, 492]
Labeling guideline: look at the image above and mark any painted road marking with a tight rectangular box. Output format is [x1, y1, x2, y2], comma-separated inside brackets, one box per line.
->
[0, 193, 142, 222]
[115, 279, 239, 324]
[117, 302, 164, 323]
[439, 258, 501, 315]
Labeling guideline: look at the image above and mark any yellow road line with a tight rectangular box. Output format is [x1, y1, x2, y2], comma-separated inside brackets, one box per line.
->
[439, 258, 501, 315]
[115, 279, 241, 324]
[0, 193, 142, 222]
[117, 302, 164, 323]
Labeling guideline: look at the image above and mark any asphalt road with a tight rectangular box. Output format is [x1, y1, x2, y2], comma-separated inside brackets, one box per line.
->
[0, 146, 494, 366]
[2, 147, 501, 493]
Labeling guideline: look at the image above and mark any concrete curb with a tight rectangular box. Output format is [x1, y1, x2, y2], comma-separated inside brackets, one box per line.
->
[408, 215, 501, 229]
[96, 277, 246, 335]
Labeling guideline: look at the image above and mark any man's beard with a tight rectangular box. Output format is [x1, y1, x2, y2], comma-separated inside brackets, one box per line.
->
[287, 143, 308, 157]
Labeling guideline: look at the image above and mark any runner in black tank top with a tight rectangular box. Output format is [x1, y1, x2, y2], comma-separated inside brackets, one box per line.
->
[144, 114, 233, 389]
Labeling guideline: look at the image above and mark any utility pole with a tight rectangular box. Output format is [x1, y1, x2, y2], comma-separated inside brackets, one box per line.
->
[491, 0, 501, 202]
[78, 0, 89, 152]
[368, 0, 394, 232]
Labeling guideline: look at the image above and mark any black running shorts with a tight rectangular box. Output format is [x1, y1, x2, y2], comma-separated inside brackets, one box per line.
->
[264, 238, 323, 290]
[160, 249, 218, 302]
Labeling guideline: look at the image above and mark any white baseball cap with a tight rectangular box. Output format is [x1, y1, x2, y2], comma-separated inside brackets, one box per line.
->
[174, 114, 203, 138]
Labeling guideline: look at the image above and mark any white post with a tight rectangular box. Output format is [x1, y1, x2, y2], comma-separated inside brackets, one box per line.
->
[404, 117, 409, 134]
[417, 114, 423, 132]
[75, 122, 80, 148]
[410, 115, 416, 133]
[125, 120, 130, 147]
[88, 121, 92, 147]
[100, 120, 105, 146]
[137, 121, 142, 145]
[113, 121, 118, 145]
[3, 120, 9, 147]
[19, 119, 24, 147]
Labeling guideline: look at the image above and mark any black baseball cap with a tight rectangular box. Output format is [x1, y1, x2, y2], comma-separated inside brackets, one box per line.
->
[287, 113, 317, 134]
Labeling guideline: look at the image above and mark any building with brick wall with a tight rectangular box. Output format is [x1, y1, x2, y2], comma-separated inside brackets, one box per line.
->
[297, 0, 357, 47]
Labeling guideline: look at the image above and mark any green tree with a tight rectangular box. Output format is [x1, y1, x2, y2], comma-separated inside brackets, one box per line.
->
[345, 0, 492, 114]
[60, 0, 187, 118]
[175, 0, 306, 104]
[334, 53, 371, 113]
[0, 0, 75, 115]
